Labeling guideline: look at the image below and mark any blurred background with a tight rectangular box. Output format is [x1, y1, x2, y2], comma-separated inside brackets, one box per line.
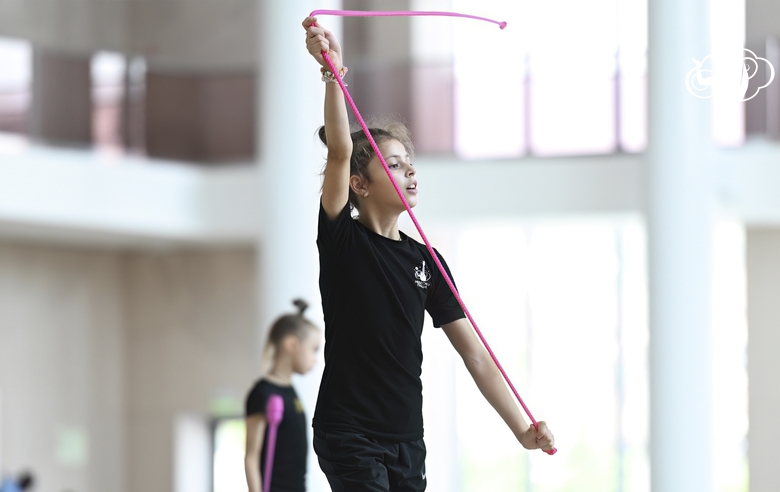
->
[0, 0, 778, 491]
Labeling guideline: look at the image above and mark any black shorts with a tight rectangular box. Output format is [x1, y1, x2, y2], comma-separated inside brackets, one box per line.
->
[313, 429, 427, 492]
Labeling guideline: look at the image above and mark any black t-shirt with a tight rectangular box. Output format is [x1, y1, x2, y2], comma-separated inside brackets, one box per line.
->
[245, 380, 307, 492]
[313, 202, 465, 442]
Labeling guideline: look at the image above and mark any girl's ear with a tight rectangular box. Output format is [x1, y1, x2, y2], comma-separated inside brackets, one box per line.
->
[350, 175, 369, 198]
[281, 334, 299, 354]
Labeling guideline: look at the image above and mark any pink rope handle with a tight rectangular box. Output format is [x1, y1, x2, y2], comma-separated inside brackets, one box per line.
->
[311, 10, 555, 456]
[263, 395, 284, 492]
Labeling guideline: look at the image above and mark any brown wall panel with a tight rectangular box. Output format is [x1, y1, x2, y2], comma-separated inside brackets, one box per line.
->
[145, 71, 255, 163]
[31, 49, 92, 145]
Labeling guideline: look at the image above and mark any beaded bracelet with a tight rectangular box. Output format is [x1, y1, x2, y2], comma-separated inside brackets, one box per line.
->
[321, 66, 348, 85]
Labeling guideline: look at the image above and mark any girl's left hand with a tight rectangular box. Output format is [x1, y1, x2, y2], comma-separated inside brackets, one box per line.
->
[519, 421, 555, 452]
[302, 16, 344, 72]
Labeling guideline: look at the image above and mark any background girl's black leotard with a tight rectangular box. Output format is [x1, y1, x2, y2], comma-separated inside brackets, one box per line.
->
[246, 380, 307, 491]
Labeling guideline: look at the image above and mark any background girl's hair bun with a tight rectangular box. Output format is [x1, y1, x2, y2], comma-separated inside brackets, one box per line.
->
[292, 298, 309, 315]
[317, 126, 327, 145]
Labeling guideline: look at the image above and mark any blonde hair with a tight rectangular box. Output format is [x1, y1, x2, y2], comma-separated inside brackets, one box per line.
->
[260, 299, 317, 374]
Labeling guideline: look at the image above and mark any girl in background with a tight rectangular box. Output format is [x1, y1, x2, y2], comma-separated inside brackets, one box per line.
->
[245, 299, 320, 492]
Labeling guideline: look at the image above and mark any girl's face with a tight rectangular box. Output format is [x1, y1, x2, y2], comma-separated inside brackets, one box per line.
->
[291, 328, 320, 375]
[361, 139, 417, 212]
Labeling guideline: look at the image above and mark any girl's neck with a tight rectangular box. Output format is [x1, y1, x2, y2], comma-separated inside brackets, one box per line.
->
[357, 207, 402, 240]
[266, 359, 294, 386]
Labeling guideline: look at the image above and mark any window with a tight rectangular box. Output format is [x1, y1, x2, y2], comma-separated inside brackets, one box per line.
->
[212, 417, 247, 492]
[0, 37, 32, 136]
[412, 0, 749, 158]
[421, 217, 747, 491]
[450, 0, 647, 158]
[445, 219, 649, 491]
[91, 51, 127, 153]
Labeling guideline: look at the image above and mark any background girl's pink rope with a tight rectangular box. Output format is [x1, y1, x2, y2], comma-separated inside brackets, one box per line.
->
[263, 395, 284, 492]
[311, 10, 555, 455]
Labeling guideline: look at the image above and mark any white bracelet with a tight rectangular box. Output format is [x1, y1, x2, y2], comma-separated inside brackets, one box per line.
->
[321, 66, 348, 85]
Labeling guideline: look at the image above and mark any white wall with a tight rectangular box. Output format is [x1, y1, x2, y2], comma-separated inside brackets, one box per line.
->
[0, 0, 129, 54]
[5, 138, 780, 253]
[124, 248, 258, 492]
[0, 0, 256, 72]
[0, 242, 126, 492]
[0, 139, 258, 249]
[0, 242, 259, 492]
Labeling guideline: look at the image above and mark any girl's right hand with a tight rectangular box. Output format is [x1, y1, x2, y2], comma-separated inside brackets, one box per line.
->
[302, 17, 343, 72]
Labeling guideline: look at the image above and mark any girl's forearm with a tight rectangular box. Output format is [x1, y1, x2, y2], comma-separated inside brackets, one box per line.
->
[245, 456, 261, 492]
[467, 354, 530, 439]
[320, 81, 351, 216]
[324, 81, 352, 160]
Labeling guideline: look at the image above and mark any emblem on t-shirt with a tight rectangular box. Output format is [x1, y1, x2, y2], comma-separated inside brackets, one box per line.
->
[414, 261, 431, 289]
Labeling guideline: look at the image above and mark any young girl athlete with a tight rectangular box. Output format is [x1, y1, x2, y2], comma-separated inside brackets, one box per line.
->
[303, 16, 555, 491]
[245, 299, 321, 492]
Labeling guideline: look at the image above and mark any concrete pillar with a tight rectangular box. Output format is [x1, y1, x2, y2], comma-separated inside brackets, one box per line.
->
[647, 0, 715, 491]
[746, 228, 780, 492]
[257, 2, 339, 490]
[256, 0, 326, 338]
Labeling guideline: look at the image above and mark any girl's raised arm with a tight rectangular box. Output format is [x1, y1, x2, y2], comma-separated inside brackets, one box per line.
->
[303, 17, 352, 220]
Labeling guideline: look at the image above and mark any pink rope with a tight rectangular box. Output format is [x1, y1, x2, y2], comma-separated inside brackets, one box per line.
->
[311, 9, 555, 456]
[310, 9, 507, 30]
